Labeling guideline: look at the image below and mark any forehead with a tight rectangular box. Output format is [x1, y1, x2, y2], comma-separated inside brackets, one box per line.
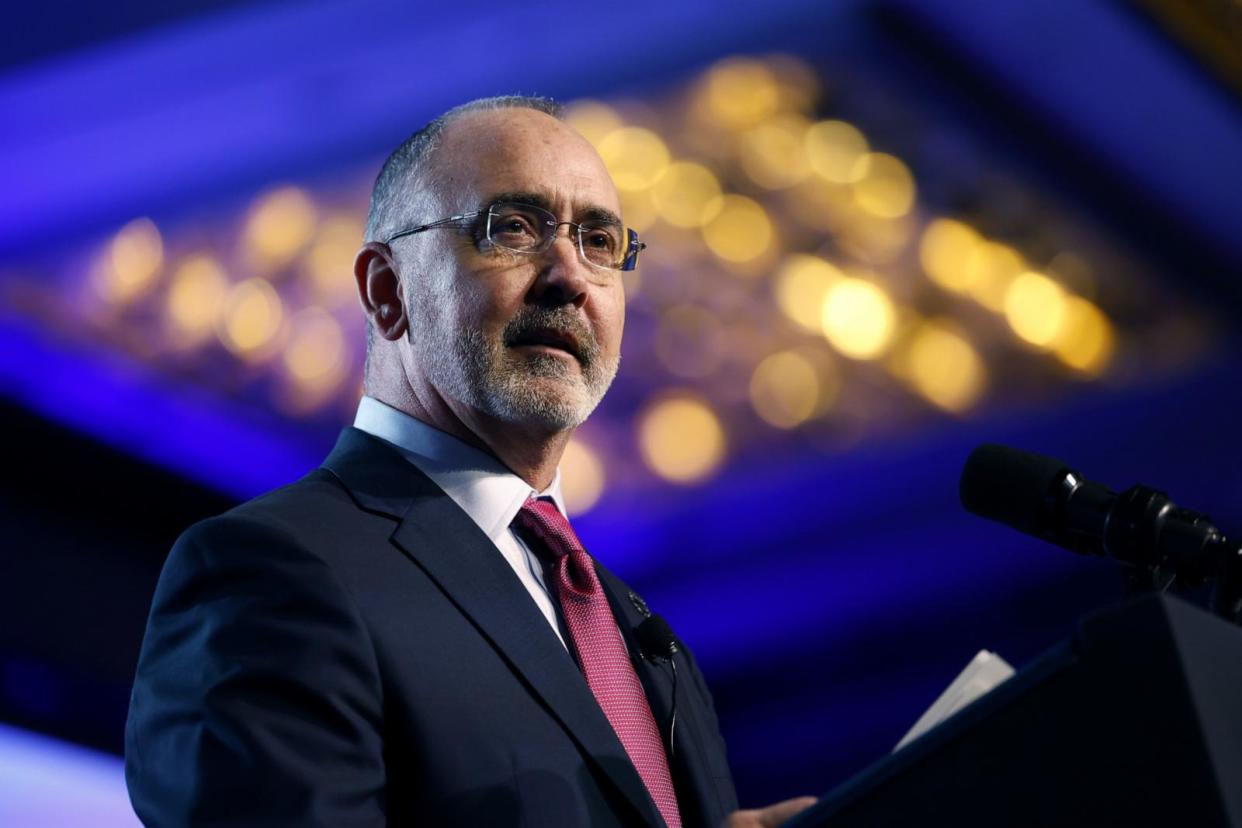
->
[431, 108, 621, 217]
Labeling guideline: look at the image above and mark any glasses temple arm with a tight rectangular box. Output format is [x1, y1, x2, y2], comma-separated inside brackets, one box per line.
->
[383, 211, 485, 244]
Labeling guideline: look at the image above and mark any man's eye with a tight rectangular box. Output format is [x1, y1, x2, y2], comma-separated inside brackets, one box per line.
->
[583, 227, 618, 253]
[491, 213, 541, 242]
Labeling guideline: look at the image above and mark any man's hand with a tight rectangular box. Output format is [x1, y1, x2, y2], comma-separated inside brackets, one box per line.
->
[722, 796, 818, 828]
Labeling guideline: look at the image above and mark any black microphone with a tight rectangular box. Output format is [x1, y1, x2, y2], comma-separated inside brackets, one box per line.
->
[636, 615, 679, 660]
[960, 443, 1242, 619]
[635, 615, 680, 755]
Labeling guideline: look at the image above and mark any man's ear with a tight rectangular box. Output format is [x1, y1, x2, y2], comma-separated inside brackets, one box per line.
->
[354, 242, 409, 342]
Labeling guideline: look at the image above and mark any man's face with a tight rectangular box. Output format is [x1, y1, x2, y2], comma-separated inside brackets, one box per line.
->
[396, 108, 626, 433]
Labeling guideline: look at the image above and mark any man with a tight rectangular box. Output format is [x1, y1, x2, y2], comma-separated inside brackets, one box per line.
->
[126, 96, 814, 827]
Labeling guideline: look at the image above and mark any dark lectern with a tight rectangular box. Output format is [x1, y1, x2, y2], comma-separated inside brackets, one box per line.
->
[788, 595, 1242, 827]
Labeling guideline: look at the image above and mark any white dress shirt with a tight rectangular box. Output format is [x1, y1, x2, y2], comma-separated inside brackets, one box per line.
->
[353, 395, 568, 648]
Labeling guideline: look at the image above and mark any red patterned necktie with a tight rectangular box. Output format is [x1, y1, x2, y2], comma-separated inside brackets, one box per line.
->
[512, 497, 682, 828]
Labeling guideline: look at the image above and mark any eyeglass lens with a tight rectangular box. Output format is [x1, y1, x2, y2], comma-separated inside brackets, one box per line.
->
[486, 203, 630, 269]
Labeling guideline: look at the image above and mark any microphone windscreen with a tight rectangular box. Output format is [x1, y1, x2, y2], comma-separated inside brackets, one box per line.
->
[635, 615, 677, 659]
[960, 444, 1071, 536]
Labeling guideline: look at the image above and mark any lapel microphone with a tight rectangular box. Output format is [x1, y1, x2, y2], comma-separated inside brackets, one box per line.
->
[635, 615, 679, 660]
[635, 615, 679, 757]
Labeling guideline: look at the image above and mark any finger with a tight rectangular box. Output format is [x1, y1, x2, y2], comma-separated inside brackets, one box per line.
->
[756, 795, 818, 827]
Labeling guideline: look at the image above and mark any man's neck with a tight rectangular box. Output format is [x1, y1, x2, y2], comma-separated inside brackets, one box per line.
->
[367, 385, 568, 492]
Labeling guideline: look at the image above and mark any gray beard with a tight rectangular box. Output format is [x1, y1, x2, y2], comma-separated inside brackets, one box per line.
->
[421, 307, 619, 432]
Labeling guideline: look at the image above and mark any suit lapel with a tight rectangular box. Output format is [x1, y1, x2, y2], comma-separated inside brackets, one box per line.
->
[322, 428, 663, 828]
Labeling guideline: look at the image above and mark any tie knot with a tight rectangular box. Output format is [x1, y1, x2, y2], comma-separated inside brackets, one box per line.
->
[512, 497, 582, 561]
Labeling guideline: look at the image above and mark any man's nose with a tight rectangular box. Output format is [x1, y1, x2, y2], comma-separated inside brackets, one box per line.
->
[531, 231, 590, 308]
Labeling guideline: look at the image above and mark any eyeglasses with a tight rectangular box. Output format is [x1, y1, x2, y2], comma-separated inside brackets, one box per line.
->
[384, 201, 646, 272]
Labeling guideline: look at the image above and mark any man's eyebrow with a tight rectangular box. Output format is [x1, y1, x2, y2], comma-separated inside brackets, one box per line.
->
[485, 192, 623, 227]
[486, 191, 554, 212]
[578, 205, 623, 227]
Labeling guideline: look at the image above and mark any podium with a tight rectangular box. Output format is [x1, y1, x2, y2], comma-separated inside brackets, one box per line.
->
[788, 595, 1242, 827]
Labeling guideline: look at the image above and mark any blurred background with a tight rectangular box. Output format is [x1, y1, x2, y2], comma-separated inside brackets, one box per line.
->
[2, 0, 1241, 822]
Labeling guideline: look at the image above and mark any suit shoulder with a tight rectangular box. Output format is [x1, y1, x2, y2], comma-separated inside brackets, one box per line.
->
[149, 472, 382, 657]
[166, 467, 398, 603]
[227, 467, 359, 531]
[176, 468, 372, 557]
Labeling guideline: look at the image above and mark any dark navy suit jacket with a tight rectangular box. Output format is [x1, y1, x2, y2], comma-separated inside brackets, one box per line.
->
[125, 427, 738, 826]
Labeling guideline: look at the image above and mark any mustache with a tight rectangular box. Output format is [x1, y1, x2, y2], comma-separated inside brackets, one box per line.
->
[502, 306, 599, 366]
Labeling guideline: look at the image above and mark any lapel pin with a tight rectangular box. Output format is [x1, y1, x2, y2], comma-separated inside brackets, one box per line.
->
[628, 591, 652, 618]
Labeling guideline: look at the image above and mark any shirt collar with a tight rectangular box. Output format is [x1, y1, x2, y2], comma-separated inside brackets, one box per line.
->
[352, 395, 567, 544]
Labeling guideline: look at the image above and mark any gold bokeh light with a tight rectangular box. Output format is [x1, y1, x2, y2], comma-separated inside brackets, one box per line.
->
[1051, 296, 1115, 375]
[920, 218, 982, 293]
[560, 437, 606, 516]
[851, 153, 916, 219]
[701, 195, 773, 263]
[619, 188, 658, 235]
[774, 254, 843, 332]
[967, 241, 1025, 312]
[564, 100, 623, 148]
[650, 161, 724, 227]
[166, 255, 229, 343]
[903, 320, 987, 412]
[738, 115, 811, 190]
[282, 307, 347, 389]
[638, 394, 727, 484]
[749, 350, 823, 429]
[1004, 271, 1068, 348]
[219, 278, 284, 357]
[97, 218, 164, 303]
[700, 57, 781, 130]
[805, 120, 870, 183]
[821, 277, 897, 359]
[244, 186, 317, 268]
[304, 215, 364, 304]
[597, 127, 670, 191]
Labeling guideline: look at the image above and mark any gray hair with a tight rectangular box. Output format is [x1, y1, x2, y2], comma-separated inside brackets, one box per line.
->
[363, 95, 564, 243]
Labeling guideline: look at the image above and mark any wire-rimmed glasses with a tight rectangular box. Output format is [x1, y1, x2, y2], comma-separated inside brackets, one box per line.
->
[384, 201, 646, 272]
